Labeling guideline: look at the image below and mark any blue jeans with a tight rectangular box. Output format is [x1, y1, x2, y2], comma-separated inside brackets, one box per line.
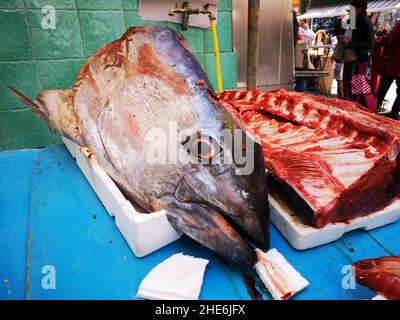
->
[295, 78, 306, 92]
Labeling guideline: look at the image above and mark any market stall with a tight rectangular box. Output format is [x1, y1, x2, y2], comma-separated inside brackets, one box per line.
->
[297, 0, 400, 95]
[308, 44, 334, 94]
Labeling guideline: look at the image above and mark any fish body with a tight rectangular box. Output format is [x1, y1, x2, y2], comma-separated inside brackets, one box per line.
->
[9, 26, 269, 267]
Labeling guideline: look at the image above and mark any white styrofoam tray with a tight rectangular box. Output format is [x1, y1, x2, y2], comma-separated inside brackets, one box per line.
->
[269, 192, 400, 250]
[63, 137, 181, 257]
[63, 137, 400, 255]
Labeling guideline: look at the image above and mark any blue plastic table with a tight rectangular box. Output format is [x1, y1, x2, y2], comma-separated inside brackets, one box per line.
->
[0, 144, 399, 300]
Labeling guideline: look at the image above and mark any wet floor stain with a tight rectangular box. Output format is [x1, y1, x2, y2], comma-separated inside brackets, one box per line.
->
[340, 239, 355, 253]
[242, 268, 273, 300]
[242, 273, 262, 300]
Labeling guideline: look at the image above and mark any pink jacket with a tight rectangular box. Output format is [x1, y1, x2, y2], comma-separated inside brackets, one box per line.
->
[375, 20, 400, 78]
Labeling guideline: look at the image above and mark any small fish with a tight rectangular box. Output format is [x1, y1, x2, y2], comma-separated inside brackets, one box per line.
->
[8, 26, 269, 267]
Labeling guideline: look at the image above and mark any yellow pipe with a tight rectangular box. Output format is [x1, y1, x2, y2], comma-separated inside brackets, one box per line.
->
[210, 19, 223, 93]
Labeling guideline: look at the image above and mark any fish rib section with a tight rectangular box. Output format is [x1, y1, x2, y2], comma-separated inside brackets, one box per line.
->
[218, 89, 400, 227]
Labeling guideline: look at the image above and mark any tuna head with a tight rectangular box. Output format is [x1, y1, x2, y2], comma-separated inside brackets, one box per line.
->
[161, 137, 269, 267]
[8, 26, 269, 267]
[122, 26, 270, 267]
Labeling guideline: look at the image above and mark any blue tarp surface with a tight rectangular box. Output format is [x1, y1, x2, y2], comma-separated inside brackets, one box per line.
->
[0, 144, 399, 299]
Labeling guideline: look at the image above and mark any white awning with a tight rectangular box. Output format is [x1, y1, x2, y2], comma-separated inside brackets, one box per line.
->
[298, 0, 400, 19]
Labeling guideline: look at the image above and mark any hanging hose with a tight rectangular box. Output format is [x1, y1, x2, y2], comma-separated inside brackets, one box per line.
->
[210, 18, 223, 93]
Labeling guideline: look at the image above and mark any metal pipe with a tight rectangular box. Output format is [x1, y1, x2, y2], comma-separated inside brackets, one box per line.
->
[246, 0, 260, 89]
[168, 3, 222, 91]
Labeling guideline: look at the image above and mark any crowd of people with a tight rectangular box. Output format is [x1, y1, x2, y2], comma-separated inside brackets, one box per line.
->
[295, 0, 400, 120]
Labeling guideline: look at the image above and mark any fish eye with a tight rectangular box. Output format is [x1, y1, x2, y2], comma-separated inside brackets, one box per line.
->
[182, 133, 222, 163]
[193, 137, 214, 161]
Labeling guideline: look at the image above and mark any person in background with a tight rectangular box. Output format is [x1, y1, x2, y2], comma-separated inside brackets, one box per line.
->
[376, 23, 387, 36]
[312, 30, 328, 54]
[312, 29, 327, 46]
[341, 0, 374, 100]
[332, 19, 345, 98]
[299, 20, 315, 46]
[294, 18, 314, 92]
[375, 19, 400, 119]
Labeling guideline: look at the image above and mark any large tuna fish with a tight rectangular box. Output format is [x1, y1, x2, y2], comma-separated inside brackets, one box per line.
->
[8, 26, 269, 267]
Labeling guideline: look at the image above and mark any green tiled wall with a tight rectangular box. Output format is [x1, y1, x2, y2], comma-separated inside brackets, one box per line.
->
[0, 0, 237, 151]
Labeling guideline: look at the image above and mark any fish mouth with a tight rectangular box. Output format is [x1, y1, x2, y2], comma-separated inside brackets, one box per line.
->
[161, 162, 269, 267]
[165, 198, 258, 266]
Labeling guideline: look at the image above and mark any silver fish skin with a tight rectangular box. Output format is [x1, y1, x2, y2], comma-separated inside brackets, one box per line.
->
[8, 26, 269, 267]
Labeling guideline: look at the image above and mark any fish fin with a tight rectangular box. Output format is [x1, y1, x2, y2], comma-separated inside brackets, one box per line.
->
[7, 85, 84, 146]
[7, 85, 53, 129]
[36, 89, 84, 146]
